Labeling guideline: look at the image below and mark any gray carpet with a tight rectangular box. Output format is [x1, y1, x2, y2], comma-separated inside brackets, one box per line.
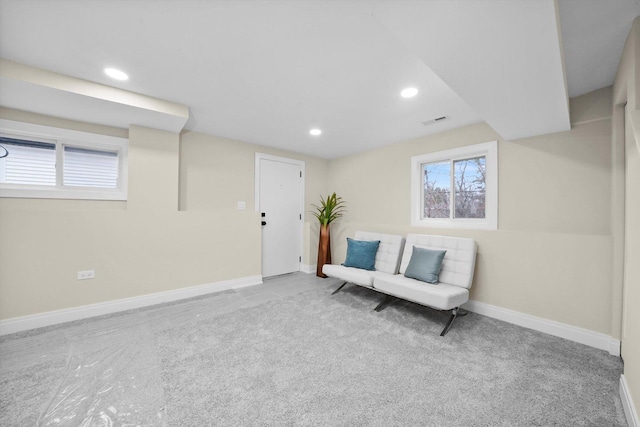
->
[0, 273, 627, 426]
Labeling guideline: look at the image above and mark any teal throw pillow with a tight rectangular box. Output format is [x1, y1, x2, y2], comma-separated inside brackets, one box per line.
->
[404, 246, 447, 284]
[342, 238, 380, 271]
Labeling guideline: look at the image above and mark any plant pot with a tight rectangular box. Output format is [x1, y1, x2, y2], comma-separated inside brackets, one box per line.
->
[316, 223, 331, 277]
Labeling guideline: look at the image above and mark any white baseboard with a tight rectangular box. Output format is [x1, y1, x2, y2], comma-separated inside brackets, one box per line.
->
[462, 300, 621, 356]
[0, 275, 263, 336]
[300, 264, 316, 274]
[621, 375, 640, 427]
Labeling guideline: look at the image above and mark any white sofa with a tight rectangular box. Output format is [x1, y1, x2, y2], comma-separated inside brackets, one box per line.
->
[323, 232, 477, 336]
[322, 231, 406, 289]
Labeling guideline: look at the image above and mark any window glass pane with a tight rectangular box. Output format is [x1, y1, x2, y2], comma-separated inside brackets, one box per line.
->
[63, 146, 118, 188]
[454, 156, 486, 218]
[0, 137, 56, 186]
[423, 161, 450, 218]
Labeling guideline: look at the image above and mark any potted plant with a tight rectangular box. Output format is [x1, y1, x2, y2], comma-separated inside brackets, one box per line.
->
[311, 192, 346, 277]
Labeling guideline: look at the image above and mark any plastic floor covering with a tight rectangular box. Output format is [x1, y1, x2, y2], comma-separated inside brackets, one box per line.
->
[0, 273, 325, 426]
[0, 272, 626, 426]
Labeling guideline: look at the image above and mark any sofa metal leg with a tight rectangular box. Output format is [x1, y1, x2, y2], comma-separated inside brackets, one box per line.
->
[331, 281, 348, 295]
[440, 308, 459, 336]
[374, 295, 395, 312]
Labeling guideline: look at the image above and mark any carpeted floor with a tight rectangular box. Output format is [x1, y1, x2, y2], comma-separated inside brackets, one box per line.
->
[0, 273, 627, 426]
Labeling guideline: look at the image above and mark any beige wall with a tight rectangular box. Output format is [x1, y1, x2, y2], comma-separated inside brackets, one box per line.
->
[178, 130, 329, 265]
[0, 106, 128, 139]
[0, 208, 259, 318]
[614, 16, 640, 423]
[0, 115, 228, 318]
[327, 88, 614, 335]
[128, 125, 180, 211]
[0, 108, 330, 320]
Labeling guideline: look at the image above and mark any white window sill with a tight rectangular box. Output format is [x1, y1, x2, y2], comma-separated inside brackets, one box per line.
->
[411, 217, 497, 231]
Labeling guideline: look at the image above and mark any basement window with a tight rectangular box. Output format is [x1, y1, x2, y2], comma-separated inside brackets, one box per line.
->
[411, 141, 497, 230]
[0, 119, 128, 200]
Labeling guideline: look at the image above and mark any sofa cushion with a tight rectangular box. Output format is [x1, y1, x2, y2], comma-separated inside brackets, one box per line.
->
[343, 238, 380, 271]
[322, 264, 380, 288]
[403, 247, 446, 284]
[373, 274, 469, 311]
[399, 234, 477, 289]
[354, 231, 405, 274]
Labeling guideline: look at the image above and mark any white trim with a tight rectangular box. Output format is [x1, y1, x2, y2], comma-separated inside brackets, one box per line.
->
[462, 299, 621, 356]
[621, 375, 640, 427]
[0, 275, 263, 336]
[300, 263, 317, 274]
[610, 339, 622, 356]
[255, 152, 306, 272]
[411, 141, 498, 230]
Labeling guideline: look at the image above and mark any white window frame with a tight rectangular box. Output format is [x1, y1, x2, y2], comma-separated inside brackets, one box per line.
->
[0, 119, 128, 201]
[411, 141, 498, 230]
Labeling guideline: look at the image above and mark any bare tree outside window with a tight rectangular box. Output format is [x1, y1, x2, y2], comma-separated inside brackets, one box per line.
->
[422, 156, 486, 220]
[423, 161, 450, 218]
[454, 156, 486, 218]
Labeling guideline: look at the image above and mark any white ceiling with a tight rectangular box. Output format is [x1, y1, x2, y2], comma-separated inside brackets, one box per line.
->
[0, 0, 638, 159]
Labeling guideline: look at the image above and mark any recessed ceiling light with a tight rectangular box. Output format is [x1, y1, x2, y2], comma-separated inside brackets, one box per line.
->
[104, 67, 129, 81]
[309, 128, 322, 136]
[401, 87, 419, 98]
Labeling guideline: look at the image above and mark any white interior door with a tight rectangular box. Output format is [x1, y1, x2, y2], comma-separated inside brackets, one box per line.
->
[257, 154, 303, 278]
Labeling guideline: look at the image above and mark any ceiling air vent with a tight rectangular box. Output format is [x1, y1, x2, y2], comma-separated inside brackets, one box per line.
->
[422, 115, 449, 126]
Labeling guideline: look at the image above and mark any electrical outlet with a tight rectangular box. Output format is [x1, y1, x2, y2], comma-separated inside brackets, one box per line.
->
[77, 270, 95, 280]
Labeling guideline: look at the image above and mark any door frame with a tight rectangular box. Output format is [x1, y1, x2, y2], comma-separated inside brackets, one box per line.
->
[255, 152, 306, 273]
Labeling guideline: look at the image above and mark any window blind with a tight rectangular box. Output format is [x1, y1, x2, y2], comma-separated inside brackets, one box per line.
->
[63, 146, 118, 188]
[0, 137, 120, 189]
[0, 137, 56, 186]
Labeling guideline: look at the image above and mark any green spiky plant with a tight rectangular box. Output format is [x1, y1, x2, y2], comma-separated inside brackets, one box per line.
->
[311, 193, 346, 226]
[312, 193, 346, 277]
